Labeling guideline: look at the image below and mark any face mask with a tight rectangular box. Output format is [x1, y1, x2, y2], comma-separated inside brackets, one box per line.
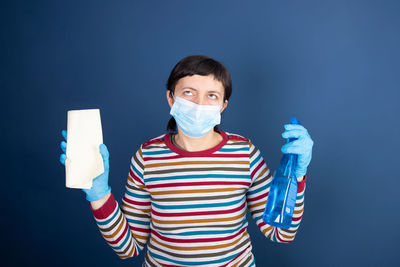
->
[170, 96, 222, 138]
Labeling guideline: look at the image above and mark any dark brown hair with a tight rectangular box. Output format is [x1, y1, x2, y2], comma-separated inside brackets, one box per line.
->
[166, 55, 232, 133]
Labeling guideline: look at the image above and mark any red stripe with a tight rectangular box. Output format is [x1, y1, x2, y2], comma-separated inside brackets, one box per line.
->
[292, 215, 303, 222]
[92, 193, 117, 220]
[151, 227, 247, 243]
[146, 181, 250, 189]
[144, 153, 249, 161]
[142, 137, 164, 148]
[108, 222, 129, 245]
[152, 202, 246, 217]
[129, 169, 144, 185]
[223, 244, 251, 266]
[123, 196, 151, 206]
[297, 175, 306, 192]
[132, 245, 138, 257]
[247, 191, 268, 202]
[251, 159, 265, 179]
[162, 264, 181, 267]
[275, 229, 293, 243]
[227, 135, 249, 142]
[129, 225, 150, 234]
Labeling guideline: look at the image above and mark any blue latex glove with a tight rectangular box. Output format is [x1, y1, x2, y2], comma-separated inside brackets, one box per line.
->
[59, 130, 111, 201]
[281, 124, 314, 178]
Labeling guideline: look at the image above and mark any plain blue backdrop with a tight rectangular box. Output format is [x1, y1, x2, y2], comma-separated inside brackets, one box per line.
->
[2, 0, 399, 266]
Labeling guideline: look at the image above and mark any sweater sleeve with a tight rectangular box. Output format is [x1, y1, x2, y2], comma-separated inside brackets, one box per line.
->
[90, 145, 151, 258]
[246, 141, 306, 243]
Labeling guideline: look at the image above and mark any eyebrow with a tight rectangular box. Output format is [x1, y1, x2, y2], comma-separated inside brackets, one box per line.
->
[181, 87, 222, 95]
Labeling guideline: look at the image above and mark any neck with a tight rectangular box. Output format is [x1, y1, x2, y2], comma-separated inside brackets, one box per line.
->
[174, 129, 222, 152]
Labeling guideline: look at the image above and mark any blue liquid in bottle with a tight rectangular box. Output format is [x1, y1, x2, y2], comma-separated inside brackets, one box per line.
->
[262, 117, 301, 229]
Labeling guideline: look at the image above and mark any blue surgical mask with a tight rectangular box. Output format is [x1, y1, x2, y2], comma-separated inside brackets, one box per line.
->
[170, 96, 222, 138]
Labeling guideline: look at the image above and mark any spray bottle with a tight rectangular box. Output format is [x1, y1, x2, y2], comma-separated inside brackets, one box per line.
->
[262, 117, 301, 229]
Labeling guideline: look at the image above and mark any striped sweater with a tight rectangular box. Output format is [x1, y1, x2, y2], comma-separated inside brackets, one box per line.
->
[90, 130, 306, 266]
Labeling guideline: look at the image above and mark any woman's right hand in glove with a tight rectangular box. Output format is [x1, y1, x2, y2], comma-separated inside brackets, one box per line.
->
[59, 130, 111, 202]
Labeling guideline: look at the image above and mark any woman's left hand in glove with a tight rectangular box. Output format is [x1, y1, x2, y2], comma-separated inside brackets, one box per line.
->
[280, 124, 314, 178]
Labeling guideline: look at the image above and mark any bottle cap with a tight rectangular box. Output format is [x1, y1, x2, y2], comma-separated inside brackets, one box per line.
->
[290, 117, 301, 125]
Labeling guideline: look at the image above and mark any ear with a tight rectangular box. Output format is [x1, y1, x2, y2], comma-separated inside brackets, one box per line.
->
[220, 99, 228, 113]
[166, 90, 174, 108]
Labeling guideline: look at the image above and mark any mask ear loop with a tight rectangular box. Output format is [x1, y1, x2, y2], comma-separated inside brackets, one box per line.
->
[169, 91, 179, 138]
[170, 91, 176, 102]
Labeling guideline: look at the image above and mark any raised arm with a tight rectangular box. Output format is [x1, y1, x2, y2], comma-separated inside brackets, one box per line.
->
[246, 141, 306, 243]
[90, 146, 151, 258]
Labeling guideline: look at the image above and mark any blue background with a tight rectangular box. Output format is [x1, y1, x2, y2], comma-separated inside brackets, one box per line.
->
[2, 0, 399, 266]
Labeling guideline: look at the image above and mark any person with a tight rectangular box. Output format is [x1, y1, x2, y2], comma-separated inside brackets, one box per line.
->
[59, 55, 314, 266]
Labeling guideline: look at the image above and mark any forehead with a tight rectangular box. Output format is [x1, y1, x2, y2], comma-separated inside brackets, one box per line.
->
[175, 74, 224, 93]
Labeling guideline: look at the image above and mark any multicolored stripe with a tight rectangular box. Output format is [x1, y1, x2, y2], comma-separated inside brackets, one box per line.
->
[90, 130, 306, 266]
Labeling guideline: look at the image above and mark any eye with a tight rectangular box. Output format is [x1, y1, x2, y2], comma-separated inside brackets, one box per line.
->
[183, 91, 193, 96]
[208, 94, 217, 99]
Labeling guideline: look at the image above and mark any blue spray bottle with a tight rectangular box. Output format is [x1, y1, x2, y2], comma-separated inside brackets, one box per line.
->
[262, 117, 301, 229]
